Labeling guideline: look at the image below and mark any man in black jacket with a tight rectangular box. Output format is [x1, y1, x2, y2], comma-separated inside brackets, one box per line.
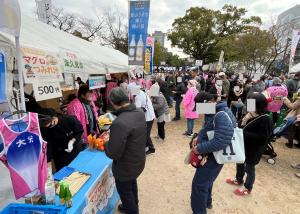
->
[173, 77, 186, 121]
[39, 108, 84, 172]
[105, 87, 146, 214]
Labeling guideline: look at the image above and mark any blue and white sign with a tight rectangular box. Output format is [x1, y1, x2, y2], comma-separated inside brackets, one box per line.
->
[128, 0, 150, 66]
[89, 76, 106, 90]
[0, 52, 7, 104]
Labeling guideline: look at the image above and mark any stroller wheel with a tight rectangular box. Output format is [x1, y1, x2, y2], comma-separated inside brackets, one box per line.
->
[267, 158, 276, 165]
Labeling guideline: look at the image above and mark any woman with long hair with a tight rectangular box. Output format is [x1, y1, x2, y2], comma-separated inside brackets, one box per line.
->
[226, 92, 272, 196]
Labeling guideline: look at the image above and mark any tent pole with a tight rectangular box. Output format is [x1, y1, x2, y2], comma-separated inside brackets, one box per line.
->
[15, 36, 26, 112]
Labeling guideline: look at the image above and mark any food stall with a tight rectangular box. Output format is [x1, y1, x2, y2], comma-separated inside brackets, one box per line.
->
[0, 15, 128, 213]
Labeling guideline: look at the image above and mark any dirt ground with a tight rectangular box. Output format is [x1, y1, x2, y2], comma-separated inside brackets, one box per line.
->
[116, 109, 300, 214]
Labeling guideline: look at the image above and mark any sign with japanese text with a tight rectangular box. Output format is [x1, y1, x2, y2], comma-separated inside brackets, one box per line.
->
[21, 47, 63, 83]
[33, 81, 62, 101]
[83, 166, 115, 214]
[35, 0, 52, 24]
[128, 0, 150, 66]
[289, 30, 300, 73]
[89, 76, 106, 90]
[144, 46, 153, 75]
[60, 49, 84, 73]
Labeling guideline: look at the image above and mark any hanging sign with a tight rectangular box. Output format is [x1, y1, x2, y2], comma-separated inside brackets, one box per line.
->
[33, 82, 62, 101]
[60, 49, 84, 73]
[106, 74, 111, 80]
[195, 60, 203, 66]
[128, 0, 150, 66]
[89, 76, 106, 90]
[21, 47, 63, 83]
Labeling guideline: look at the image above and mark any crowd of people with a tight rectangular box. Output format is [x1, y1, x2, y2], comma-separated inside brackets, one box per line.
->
[25, 68, 300, 214]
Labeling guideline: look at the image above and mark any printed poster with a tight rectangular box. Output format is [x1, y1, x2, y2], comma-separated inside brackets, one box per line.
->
[21, 47, 63, 83]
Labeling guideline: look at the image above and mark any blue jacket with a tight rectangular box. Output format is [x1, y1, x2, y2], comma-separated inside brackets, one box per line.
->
[197, 102, 236, 155]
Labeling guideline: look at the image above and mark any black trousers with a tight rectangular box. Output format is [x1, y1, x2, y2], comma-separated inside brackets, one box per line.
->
[236, 163, 255, 191]
[146, 120, 155, 150]
[115, 179, 139, 214]
[157, 121, 165, 140]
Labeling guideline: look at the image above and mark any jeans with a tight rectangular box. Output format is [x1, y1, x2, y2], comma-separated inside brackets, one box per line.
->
[191, 157, 223, 214]
[115, 179, 139, 214]
[187, 119, 195, 135]
[157, 121, 165, 140]
[146, 120, 155, 150]
[231, 106, 243, 121]
[236, 163, 255, 191]
[175, 98, 182, 119]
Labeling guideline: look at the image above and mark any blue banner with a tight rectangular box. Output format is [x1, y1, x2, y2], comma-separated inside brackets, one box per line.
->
[0, 52, 6, 104]
[128, 0, 150, 66]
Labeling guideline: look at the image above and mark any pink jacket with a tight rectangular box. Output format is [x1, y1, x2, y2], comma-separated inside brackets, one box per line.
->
[183, 87, 199, 119]
[266, 85, 288, 113]
[67, 98, 99, 143]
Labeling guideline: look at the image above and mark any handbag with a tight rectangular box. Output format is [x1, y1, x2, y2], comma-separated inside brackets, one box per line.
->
[207, 111, 245, 164]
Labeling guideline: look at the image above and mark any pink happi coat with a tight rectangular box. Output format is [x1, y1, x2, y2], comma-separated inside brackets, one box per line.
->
[266, 85, 288, 113]
[183, 87, 199, 119]
[67, 98, 98, 143]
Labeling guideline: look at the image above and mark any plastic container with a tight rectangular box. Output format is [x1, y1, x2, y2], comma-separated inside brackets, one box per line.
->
[1, 204, 67, 214]
[45, 167, 56, 205]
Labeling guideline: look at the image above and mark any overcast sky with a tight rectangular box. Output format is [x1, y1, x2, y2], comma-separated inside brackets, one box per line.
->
[19, 0, 300, 57]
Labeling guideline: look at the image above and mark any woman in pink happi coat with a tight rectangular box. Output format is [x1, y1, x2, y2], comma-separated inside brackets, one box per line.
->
[183, 80, 199, 137]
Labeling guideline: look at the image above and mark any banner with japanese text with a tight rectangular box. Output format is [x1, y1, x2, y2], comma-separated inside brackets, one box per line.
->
[32, 81, 62, 101]
[59, 49, 84, 73]
[21, 47, 63, 83]
[145, 36, 155, 75]
[289, 30, 300, 73]
[128, 0, 150, 66]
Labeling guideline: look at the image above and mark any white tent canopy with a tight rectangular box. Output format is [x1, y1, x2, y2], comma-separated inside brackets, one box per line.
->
[0, 15, 128, 75]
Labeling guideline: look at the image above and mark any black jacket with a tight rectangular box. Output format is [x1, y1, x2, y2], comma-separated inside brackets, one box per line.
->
[105, 104, 146, 181]
[41, 115, 84, 171]
[174, 82, 186, 99]
[241, 114, 272, 165]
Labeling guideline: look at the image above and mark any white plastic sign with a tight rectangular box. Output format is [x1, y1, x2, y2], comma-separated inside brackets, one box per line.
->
[33, 82, 63, 101]
[177, 77, 182, 83]
[195, 60, 203, 66]
[106, 74, 111, 80]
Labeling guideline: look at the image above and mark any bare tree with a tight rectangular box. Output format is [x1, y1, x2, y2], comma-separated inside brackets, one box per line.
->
[77, 16, 105, 41]
[100, 9, 128, 54]
[52, 7, 77, 33]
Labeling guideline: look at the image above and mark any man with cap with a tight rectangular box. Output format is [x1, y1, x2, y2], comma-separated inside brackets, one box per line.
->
[218, 72, 230, 101]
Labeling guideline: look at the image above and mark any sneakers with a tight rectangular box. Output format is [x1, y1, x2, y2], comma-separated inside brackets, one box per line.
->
[156, 138, 165, 143]
[183, 132, 193, 137]
[226, 178, 243, 186]
[234, 188, 251, 196]
[285, 142, 293, 148]
[291, 163, 300, 169]
[146, 148, 155, 156]
[172, 117, 180, 121]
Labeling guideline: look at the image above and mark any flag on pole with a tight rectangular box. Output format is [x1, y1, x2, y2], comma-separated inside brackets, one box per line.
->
[0, 0, 21, 36]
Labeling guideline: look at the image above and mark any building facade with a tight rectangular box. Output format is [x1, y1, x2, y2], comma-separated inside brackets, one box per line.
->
[152, 31, 165, 47]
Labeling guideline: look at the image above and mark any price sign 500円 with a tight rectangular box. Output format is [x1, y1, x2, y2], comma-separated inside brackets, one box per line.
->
[33, 82, 63, 101]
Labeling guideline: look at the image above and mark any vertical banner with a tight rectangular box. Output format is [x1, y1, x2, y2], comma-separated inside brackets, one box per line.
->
[128, 0, 150, 66]
[144, 36, 155, 75]
[289, 30, 300, 73]
[144, 47, 152, 75]
[35, 0, 52, 25]
[0, 52, 6, 104]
